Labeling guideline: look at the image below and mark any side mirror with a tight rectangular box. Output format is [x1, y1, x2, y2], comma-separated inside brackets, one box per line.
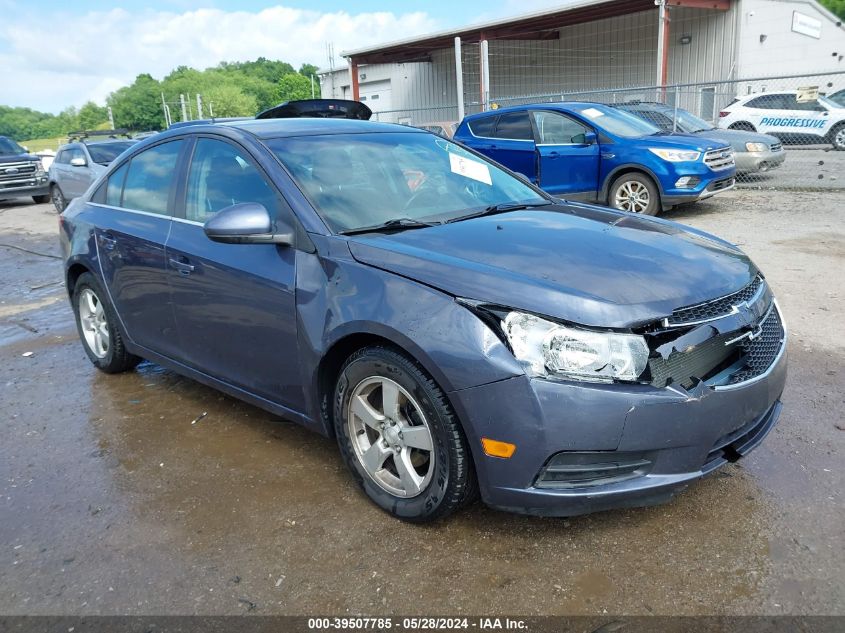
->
[70, 157, 87, 167]
[203, 202, 294, 246]
[583, 131, 598, 145]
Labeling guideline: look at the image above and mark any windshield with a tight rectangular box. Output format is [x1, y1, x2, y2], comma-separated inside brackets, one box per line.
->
[0, 137, 26, 155]
[87, 141, 135, 165]
[666, 108, 714, 133]
[568, 104, 661, 138]
[268, 132, 546, 233]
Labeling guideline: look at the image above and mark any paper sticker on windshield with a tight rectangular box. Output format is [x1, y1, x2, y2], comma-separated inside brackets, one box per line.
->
[449, 153, 492, 185]
[581, 107, 604, 119]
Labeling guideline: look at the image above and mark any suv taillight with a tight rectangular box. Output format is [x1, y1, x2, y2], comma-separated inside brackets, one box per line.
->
[718, 111, 729, 117]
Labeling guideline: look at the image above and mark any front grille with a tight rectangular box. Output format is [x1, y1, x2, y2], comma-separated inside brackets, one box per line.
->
[0, 161, 38, 183]
[770, 142, 782, 152]
[704, 147, 735, 171]
[648, 331, 736, 389]
[667, 275, 765, 326]
[707, 176, 735, 192]
[649, 302, 785, 390]
[727, 306, 785, 384]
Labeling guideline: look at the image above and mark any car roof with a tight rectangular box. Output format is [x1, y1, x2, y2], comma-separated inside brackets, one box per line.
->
[202, 117, 425, 139]
[462, 101, 605, 120]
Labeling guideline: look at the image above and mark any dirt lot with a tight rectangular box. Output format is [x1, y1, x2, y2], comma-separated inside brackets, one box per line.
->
[0, 193, 843, 616]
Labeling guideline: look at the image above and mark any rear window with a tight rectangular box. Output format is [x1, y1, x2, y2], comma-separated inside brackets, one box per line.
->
[467, 116, 497, 137]
[87, 142, 135, 165]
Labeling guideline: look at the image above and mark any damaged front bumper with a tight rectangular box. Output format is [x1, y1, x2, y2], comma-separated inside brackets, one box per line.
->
[451, 279, 787, 517]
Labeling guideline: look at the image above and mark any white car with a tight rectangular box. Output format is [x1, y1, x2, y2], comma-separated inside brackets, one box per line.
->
[718, 91, 845, 151]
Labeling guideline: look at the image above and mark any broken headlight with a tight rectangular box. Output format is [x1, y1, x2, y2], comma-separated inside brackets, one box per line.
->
[501, 311, 649, 383]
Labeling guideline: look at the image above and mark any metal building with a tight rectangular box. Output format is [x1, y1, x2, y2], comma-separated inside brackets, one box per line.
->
[318, 0, 845, 124]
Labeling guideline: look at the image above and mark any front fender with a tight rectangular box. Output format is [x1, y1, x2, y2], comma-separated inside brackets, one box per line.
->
[295, 236, 524, 430]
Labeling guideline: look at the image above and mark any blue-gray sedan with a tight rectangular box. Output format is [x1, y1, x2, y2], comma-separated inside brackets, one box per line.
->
[59, 117, 787, 522]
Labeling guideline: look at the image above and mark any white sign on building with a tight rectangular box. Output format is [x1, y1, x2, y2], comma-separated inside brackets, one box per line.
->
[791, 11, 822, 39]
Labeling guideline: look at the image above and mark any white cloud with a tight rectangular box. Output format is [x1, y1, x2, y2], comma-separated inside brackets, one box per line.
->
[0, 6, 439, 113]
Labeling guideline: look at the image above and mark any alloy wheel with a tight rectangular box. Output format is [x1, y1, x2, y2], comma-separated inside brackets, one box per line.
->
[52, 187, 65, 213]
[78, 288, 110, 358]
[835, 128, 845, 151]
[614, 180, 650, 213]
[346, 376, 435, 498]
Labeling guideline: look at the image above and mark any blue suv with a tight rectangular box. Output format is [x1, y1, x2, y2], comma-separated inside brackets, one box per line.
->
[454, 102, 736, 215]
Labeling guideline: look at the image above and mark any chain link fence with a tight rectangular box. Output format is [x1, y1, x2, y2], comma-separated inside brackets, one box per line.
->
[370, 70, 845, 191]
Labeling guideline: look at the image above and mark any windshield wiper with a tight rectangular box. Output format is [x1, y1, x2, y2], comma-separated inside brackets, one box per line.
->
[340, 217, 441, 236]
[446, 200, 553, 224]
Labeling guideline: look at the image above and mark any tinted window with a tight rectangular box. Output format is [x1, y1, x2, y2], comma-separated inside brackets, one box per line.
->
[185, 138, 278, 223]
[0, 137, 24, 155]
[121, 141, 183, 215]
[54, 150, 66, 164]
[780, 95, 824, 111]
[746, 94, 786, 109]
[494, 112, 533, 140]
[533, 111, 592, 143]
[467, 116, 497, 137]
[69, 148, 86, 163]
[106, 162, 129, 206]
[87, 142, 135, 165]
[629, 109, 674, 130]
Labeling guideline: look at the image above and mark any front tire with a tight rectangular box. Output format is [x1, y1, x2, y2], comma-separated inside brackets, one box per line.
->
[729, 121, 756, 132]
[333, 346, 477, 522]
[72, 272, 141, 373]
[608, 173, 660, 215]
[50, 184, 67, 212]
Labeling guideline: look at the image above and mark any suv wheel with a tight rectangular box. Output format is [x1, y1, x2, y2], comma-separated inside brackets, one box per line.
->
[50, 185, 67, 212]
[830, 124, 845, 151]
[72, 272, 141, 373]
[729, 122, 756, 132]
[333, 346, 477, 522]
[609, 173, 660, 215]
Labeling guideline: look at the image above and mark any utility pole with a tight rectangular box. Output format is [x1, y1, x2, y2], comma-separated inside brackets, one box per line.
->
[161, 92, 171, 127]
[179, 94, 188, 122]
[310, 75, 315, 99]
[196, 93, 203, 119]
[107, 106, 115, 130]
[208, 102, 214, 118]
[455, 37, 464, 121]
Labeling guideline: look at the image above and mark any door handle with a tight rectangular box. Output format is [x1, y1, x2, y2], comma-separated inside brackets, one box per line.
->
[169, 257, 195, 275]
[98, 233, 117, 250]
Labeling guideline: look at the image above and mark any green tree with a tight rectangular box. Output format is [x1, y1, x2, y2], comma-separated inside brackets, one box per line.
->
[205, 84, 257, 117]
[819, 0, 844, 20]
[78, 101, 109, 130]
[108, 73, 165, 131]
[275, 73, 314, 103]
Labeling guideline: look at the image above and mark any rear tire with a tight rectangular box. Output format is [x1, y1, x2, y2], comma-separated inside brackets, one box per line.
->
[72, 272, 141, 374]
[33, 194, 50, 204]
[333, 345, 478, 522]
[608, 173, 660, 215]
[729, 121, 756, 132]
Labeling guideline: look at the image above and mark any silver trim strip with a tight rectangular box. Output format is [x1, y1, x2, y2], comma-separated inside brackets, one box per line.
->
[88, 202, 202, 225]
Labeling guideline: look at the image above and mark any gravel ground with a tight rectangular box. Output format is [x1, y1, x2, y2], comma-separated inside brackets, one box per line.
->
[0, 192, 842, 616]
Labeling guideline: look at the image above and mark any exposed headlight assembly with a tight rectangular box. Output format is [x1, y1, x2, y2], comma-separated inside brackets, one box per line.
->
[745, 142, 768, 152]
[500, 311, 649, 383]
[648, 148, 701, 162]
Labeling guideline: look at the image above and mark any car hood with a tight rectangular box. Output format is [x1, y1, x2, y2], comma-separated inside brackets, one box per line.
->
[0, 152, 40, 163]
[628, 133, 729, 152]
[346, 204, 756, 329]
[693, 128, 779, 151]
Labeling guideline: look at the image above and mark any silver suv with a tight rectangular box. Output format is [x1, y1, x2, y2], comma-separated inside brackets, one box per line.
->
[48, 136, 135, 211]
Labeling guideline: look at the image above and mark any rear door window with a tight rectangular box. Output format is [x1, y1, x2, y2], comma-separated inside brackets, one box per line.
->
[494, 112, 533, 140]
[121, 141, 183, 215]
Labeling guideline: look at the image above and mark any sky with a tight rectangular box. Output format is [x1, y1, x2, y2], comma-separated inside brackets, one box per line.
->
[0, 0, 568, 113]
